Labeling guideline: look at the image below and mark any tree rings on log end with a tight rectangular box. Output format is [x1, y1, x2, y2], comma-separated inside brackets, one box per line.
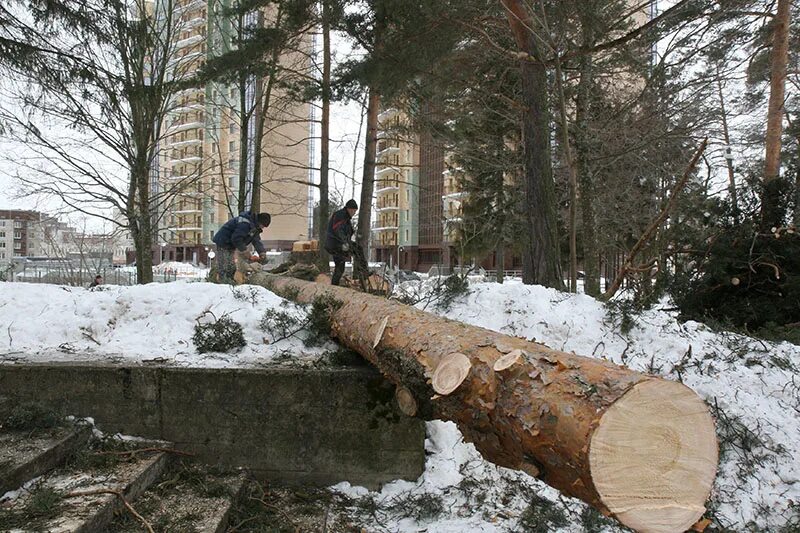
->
[373, 316, 390, 349]
[588, 380, 718, 533]
[395, 386, 417, 417]
[494, 349, 524, 371]
[432, 353, 472, 395]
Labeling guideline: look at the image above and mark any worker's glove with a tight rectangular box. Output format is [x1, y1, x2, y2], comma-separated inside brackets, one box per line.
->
[258, 252, 267, 264]
[341, 243, 349, 252]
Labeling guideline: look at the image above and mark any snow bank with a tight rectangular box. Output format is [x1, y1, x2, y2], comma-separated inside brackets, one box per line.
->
[0, 281, 322, 367]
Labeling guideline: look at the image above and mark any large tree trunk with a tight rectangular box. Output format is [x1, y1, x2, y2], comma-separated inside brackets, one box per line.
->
[250, 273, 718, 533]
[762, 0, 791, 228]
[501, 0, 563, 289]
[238, 71, 250, 214]
[356, 87, 380, 263]
[318, 0, 331, 266]
[576, 19, 600, 297]
[554, 55, 578, 293]
[131, 162, 154, 284]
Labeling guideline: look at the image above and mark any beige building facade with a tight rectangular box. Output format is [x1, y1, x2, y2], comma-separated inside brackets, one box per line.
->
[155, 0, 311, 264]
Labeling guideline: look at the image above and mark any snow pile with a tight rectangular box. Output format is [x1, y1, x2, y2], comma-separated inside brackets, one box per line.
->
[0, 281, 324, 367]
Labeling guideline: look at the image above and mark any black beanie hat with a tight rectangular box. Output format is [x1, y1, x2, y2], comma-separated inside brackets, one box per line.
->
[345, 199, 358, 210]
[257, 212, 271, 227]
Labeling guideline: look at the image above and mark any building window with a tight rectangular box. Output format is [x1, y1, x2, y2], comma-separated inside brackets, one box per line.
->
[229, 140, 235, 152]
[229, 123, 236, 133]
[14, 221, 22, 228]
[14, 242, 21, 250]
[0, 242, 5, 248]
[0, 232, 4, 237]
[405, 229, 409, 241]
[14, 231, 21, 239]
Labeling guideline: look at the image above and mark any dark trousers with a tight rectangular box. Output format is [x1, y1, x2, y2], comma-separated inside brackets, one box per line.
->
[327, 247, 348, 286]
[217, 246, 236, 283]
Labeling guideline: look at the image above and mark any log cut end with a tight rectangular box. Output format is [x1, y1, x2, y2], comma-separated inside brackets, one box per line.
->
[589, 379, 718, 533]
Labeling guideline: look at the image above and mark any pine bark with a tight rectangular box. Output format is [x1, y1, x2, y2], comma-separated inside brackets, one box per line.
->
[762, 0, 791, 229]
[576, 38, 600, 297]
[764, 0, 791, 182]
[356, 88, 380, 259]
[318, 0, 332, 265]
[250, 273, 718, 533]
[501, 0, 563, 289]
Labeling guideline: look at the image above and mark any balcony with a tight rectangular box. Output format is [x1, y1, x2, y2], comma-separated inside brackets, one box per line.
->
[169, 156, 202, 166]
[168, 120, 204, 133]
[176, 34, 203, 50]
[372, 224, 399, 232]
[181, 16, 205, 29]
[169, 138, 202, 148]
[176, 0, 204, 14]
[378, 107, 399, 123]
[376, 166, 400, 177]
[168, 51, 204, 67]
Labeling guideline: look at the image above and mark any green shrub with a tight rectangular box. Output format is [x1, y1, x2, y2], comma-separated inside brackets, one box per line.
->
[434, 274, 470, 311]
[192, 315, 246, 353]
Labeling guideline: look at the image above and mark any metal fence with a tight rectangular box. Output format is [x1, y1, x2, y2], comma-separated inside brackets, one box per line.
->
[7, 265, 183, 286]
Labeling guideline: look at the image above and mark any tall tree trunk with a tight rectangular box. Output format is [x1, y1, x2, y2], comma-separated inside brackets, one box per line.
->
[238, 72, 250, 214]
[133, 162, 154, 284]
[501, 0, 563, 289]
[495, 243, 504, 283]
[318, 0, 332, 266]
[576, 25, 599, 296]
[356, 87, 380, 262]
[762, 0, 791, 228]
[554, 55, 578, 293]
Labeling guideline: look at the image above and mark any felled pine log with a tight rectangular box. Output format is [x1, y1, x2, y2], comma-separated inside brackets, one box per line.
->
[249, 273, 718, 533]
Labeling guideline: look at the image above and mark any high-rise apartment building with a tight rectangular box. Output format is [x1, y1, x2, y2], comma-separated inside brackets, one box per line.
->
[154, 0, 311, 264]
[372, 108, 420, 268]
[370, 109, 459, 273]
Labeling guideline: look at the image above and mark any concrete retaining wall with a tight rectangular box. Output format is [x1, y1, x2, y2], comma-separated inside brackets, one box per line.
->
[0, 362, 426, 488]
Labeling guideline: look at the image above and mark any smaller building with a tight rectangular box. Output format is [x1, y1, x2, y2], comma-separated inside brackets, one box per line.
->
[0, 210, 44, 264]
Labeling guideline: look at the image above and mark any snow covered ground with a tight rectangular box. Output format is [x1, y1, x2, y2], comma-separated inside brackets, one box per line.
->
[0, 278, 798, 531]
[0, 281, 323, 367]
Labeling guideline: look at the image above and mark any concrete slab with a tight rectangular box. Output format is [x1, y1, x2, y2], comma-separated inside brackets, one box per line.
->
[0, 423, 92, 495]
[0, 361, 426, 488]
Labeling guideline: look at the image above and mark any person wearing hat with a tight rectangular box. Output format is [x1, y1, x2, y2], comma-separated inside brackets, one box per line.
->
[212, 210, 271, 283]
[325, 199, 358, 286]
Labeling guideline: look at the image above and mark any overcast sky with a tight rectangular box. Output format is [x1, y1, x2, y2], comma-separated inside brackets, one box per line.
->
[0, 29, 366, 231]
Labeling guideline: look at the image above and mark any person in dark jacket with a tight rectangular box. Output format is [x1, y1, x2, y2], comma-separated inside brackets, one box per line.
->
[88, 275, 103, 288]
[212, 211, 271, 282]
[325, 199, 357, 286]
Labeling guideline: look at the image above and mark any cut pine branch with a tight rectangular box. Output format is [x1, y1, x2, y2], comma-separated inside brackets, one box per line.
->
[602, 138, 708, 300]
[249, 273, 718, 533]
